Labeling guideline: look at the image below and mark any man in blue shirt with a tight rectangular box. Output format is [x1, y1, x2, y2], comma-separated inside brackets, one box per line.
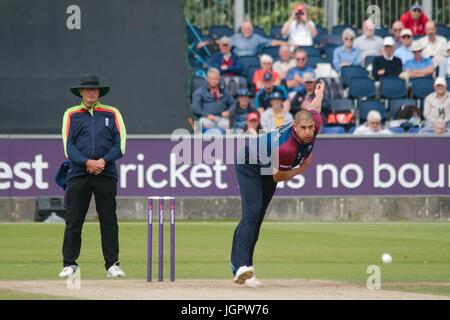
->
[400, 40, 434, 82]
[333, 28, 362, 72]
[231, 21, 286, 57]
[394, 28, 414, 64]
[286, 49, 315, 94]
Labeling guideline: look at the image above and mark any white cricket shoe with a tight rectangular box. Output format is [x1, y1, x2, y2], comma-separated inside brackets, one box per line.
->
[245, 276, 263, 288]
[233, 266, 254, 285]
[107, 263, 125, 278]
[58, 266, 76, 278]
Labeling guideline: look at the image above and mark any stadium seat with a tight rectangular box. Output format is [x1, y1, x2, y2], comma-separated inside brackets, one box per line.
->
[270, 25, 283, 39]
[380, 77, 407, 99]
[388, 99, 417, 119]
[301, 46, 321, 57]
[253, 26, 266, 37]
[408, 126, 421, 133]
[186, 24, 202, 44]
[320, 126, 346, 134]
[349, 78, 375, 99]
[330, 98, 354, 112]
[358, 100, 386, 122]
[364, 55, 377, 67]
[374, 27, 389, 38]
[389, 127, 405, 134]
[307, 56, 328, 68]
[332, 24, 356, 36]
[261, 46, 280, 60]
[239, 56, 261, 75]
[347, 126, 356, 134]
[191, 77, 207, 94]
[325, 34, 343, 46]
[314, 26, 328, 45]
[411, 76, 434, 99]
[446, 77, 450, 89]
[341, 65, 368, 87]
[324, 44, 338, 63]
[246, 66, 259, 93]
[436, 24, 450, 37]
[208, 25, 233, 38]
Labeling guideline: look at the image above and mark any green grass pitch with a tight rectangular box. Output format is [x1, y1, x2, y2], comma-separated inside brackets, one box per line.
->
[0, 221, 449, 297]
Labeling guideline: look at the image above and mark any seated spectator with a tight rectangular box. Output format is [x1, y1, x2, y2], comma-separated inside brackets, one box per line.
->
[420, 119, 449, 134]
[417, 21, 448, 77]
[286, 49, 315, 95]
[354, 20, 383, 63]
[391, 21, 405, 49]
[231, 21, 286, 57]
[229, 88, 258, 130]
[353, 110, 393, 135]
[191, 68, 234, 129]
[196, 35, 220, 58]
[423, 77, 450, 128]
[243, 112, 262, 135]
[273, 45, 296, 80]
[394, 29, 414, 64]
[290, 73, 330, 117]
[281, 3, 317, 47]
[400, 3, 428, 36]
[391, 104, 422, 129]
[210, 36, 243, 76]
[372, 37, 403, 81]
[255, 72, 289, 112]
[260, 92, 293, 129]
[447, 41, 450, 75]
[253, 54, 281, 91]
[399, 41, 434, 81]
[333, 28, 361, 72]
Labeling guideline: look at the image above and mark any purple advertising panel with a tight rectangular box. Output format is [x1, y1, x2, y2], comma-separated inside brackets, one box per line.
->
[0, 136, 449, 197]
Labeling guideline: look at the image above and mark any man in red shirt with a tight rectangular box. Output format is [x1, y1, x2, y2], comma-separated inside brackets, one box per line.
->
[400, 3, 428, 36]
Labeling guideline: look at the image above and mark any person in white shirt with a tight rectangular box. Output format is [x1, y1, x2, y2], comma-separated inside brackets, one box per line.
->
[281, 3, 317, 47]
[418, 21, 448, 77]
[354, 20, 383, 63]
[273, 45, 296, 80]
[423, 77, 450, 128]
[353, 110, 393, 135]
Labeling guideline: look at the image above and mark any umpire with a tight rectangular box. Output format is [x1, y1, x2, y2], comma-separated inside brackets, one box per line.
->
[59, 74, 126, 278]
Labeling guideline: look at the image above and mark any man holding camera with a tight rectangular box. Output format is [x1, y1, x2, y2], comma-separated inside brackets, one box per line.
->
[281, 3, 317, 47]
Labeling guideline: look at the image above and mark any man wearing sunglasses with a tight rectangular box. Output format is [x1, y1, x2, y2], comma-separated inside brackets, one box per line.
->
[400, 3, 428, 36]
[394, 29, 414, 64]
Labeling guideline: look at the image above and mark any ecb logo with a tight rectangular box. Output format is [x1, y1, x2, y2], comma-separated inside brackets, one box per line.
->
[367, 5, 381, 29]
[66, 5, 81, 30]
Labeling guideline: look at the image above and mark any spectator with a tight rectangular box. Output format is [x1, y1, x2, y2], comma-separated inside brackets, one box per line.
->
[418, 21, 448, 77]
[273, 45, 296, 80]
[354, 20, 383, 63]
[244, 112, 262, 135]
[281, 3, 317, 47]
[290, 73, 330, 117]
[192, 68, 234, 129]
[423, 77, 450, 128]
[394, 29, 414, 64]
[286, 49, 315, 95]
[255, 72, 289, 112]
[353, 110, 393, 135]
[447, 41, 450, 75]
[252, 54, 281, 91]
[196, 35, 220, 58]
[419, 119, 449, 134]
[391, 21, 405, 49]
[231, 21, 286, 57]
[229, 88, 258, 130]
[260, 92, 294, 129]
[400, 3, 428, 36]
[333, 28, 362, 72]
[210, 36, 243, 76]
[372, 37, 403, 81]
[400, 41, 434, 82]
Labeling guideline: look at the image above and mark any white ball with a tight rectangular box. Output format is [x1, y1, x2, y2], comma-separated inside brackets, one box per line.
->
[382, 253, 393, 264]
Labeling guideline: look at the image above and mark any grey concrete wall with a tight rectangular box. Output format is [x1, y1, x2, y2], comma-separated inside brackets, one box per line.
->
[1, 197, 449, 222]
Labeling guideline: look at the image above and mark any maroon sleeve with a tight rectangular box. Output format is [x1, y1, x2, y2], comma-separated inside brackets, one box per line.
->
[310, 109, 323, 135]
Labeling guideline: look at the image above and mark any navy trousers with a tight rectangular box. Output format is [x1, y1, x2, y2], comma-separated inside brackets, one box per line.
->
[231, 163, 277, 274]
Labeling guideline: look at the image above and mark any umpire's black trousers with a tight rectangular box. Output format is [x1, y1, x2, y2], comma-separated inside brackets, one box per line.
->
[62, 174, 119, 270]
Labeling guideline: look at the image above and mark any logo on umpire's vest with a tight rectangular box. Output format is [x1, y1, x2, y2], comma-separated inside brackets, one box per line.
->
[105, 118, 109, 127]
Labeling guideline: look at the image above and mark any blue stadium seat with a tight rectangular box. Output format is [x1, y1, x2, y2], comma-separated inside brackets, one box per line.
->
[347, 126, 356, 134]
[208, 25, 233, 38]
[388, 99, 417, 119]
[330, 98, 354, 112]
[325, 34, 343, 46]
[411, 76, 434, 99]
[307, 56, 328, 68]
[191, 77, 207, 95]
[349, 78, 375, 99]
[261, 46, 280, 60]
[270, 25, 283, 39]
[320, 126, 346, 134]
[341, 66, 368, 87]
[246, 66, 259, 93]
[408, 126, 421, 133]
[239, 56, 260, 75]
[332, 24, 356, 36]
[358, 100, 386, 122]
[314, 26, 328, 45]
[389, 127, 405, 134]
[324, 44, 338, 63]
[446, 77, 450, 89]
[186, 25, 202, 44]
[380, 77, 407, 99]
[301, 46, 321, 57]
[253, 26, 266, 37]
[436, 24, 450, 37]
[364, 55, 377, 67]
[374, 27, 389, 38]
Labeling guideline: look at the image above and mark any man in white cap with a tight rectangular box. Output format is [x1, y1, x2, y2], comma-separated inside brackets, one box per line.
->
[372, 37, 403, 81]
[394, 28, 414, 64]
[400, 41, 434, 82]
[417, 21, 448, 77]
[354, 19, 383, 63]
[423, 77, 450, 128]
